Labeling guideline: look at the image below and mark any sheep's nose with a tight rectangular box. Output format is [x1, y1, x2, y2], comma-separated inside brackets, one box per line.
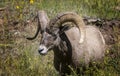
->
[38, 48, 44, 53]
[38, 45, 48, 55]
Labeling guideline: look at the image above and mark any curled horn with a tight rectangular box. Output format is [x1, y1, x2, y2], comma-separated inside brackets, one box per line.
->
[27, 10, 49, 40]
[49, 12, 85, 43]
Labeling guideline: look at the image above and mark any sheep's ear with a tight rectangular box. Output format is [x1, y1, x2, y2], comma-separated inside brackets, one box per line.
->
[38, 10, 50, 33]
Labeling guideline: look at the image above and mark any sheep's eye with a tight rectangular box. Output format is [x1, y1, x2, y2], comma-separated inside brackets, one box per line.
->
[46, 28, 57, 39]
[46, 28, 51, 34]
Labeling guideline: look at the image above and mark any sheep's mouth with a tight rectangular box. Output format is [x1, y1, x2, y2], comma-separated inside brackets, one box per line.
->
[39, 51, 47, 55]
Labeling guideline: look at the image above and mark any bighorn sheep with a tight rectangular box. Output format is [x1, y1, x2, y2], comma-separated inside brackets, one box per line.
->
[27, 11, 106, 75]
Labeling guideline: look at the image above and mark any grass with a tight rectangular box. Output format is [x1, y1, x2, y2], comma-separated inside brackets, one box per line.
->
[0, 0, 120, 76]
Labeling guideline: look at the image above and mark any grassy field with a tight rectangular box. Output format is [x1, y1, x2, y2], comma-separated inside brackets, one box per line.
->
[0, 0, 120, 76]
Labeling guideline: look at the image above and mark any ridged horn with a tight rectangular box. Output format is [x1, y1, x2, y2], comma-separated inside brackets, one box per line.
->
[49, 12, 85, 43]
[27, 10, 49, 40]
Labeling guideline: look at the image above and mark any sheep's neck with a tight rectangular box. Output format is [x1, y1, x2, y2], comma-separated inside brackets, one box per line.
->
[54, 32, 72, 63]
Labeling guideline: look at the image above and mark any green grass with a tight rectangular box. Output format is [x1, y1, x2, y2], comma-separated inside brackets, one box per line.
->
[0, 0, 120, 76]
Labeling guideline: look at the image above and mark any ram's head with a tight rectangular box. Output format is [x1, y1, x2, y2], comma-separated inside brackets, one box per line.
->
[27, 11, 85, 55]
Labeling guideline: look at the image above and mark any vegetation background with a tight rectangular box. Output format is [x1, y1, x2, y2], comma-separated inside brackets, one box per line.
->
[0, 0, 120, 76]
